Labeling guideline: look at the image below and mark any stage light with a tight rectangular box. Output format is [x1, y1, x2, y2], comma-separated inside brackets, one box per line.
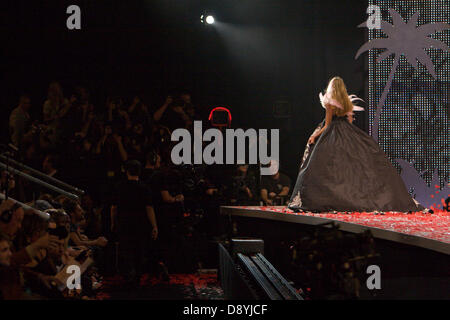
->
[200, 10, 215, 25]
[206, 15, 215, 24]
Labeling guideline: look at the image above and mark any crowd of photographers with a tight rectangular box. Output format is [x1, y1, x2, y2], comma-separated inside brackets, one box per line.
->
[0, 81, 292, 299]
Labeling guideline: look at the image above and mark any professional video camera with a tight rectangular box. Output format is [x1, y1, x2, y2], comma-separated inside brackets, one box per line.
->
[178, 164, 207, 195]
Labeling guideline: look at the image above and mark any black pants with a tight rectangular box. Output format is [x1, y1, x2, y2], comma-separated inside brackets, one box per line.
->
[118, 234, 146, 283]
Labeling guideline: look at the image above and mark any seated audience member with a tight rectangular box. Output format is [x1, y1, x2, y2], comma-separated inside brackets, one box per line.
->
[0, 234, 12, 267]
[32, 199, 54, 212]
[9, 94, 32, 148]
[52, 195, 68, 208]
[260, 161, 291, 205]
[62, 199, 108, 248]
[17, 213, 65, 299]
[45, 209, 72, 252]
[1, 171, 17, 200]
[51, 205, 105, 290]
[45, 209, 99, 298]
[110, 160, 158, 286]
[0, 233, 12, 299]
[0, 200, 47, 258]
[0, 199, 60, 299]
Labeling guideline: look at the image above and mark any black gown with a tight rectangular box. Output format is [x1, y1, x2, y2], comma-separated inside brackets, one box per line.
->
[288, 115, 422, 212]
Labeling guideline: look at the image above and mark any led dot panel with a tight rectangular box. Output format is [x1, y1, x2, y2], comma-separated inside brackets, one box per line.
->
[368, 0, 449, 187]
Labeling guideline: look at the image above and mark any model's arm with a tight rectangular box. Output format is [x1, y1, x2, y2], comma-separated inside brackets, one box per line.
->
[309, 104, 333, 144]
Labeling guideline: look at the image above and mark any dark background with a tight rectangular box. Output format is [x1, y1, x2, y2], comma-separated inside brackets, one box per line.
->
[1, 0, 368, 179]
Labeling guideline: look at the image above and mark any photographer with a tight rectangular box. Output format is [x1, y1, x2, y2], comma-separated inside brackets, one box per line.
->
[153, 95, 193, 132]
[124, 121, 148, 164]
[128, 95, 151, 126]
[106, 97, 132, 132]
[9, 94, 32, 148]
[95, 121, 128, 178]
[180, 92, 198, 119]
[229, 164, 258, 205]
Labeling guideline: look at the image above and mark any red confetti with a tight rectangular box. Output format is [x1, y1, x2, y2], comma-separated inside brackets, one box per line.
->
[236, 206, 450, 244]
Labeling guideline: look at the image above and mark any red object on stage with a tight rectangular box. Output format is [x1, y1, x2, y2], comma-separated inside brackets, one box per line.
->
[236, 206, 450, 244]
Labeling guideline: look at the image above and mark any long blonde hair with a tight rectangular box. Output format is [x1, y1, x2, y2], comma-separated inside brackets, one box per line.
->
[324, 77, 354, 117]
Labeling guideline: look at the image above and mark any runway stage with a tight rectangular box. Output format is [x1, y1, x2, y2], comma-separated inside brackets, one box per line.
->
[220, 206, 450, 255]
[220, 206, 450, 299]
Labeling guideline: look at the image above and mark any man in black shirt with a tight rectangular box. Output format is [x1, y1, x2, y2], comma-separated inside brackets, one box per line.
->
[260, 166, 291, 206]
[141, 150, 163, 206]
[110, 160, 158, 286]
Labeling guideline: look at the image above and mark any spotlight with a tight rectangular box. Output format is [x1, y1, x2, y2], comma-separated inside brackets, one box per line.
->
[200, 10, 215, 25]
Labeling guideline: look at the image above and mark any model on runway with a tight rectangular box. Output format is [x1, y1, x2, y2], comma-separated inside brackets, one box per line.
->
[288, 77, 423, 213]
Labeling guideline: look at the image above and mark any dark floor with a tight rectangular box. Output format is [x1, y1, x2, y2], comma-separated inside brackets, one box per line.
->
[96, 273, 224, 300]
